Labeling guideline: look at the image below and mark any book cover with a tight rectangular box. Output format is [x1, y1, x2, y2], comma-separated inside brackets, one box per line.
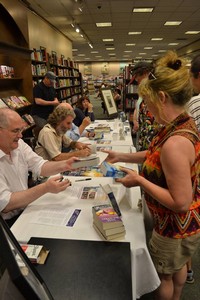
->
[71, 155, 100, 169]
[80, 186, 107, 201]
[93, 223, 125, 241]
[2, 97, 17, 109]
[92, 204, 123, 230]
[10, 96, 24, 108]
[63, 166, 104, 177]
[20, 244, 49, 264]
[100, 161, 126, 178]
[18, 96, 31, 106]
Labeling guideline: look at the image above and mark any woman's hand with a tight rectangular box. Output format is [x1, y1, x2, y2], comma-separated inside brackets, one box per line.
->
[101, 150, 119, 163]
[115, 167, 140, 188]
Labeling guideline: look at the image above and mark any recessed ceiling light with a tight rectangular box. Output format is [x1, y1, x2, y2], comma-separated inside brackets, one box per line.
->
[139, 53, 146, 55]
[126, 43, 136, 46]
[77, 54, 85, 56]
[95, 56, 102, 58]
[185, 31, 200, 34]
[91, 51, 98, 53]
[102, 38, 114, 42]
[72, 49, 78, 51]
[109, 53, 116, 56]
[124, 50, 132, 53]
[128, 32, 142, 35]
[151, 38, 163, 41]
[164, 21, 182, 26]
[135, 57, 142, 59]
[106, 48, 115, 50]
[96, 22, 112, 27]
[133, 7, 154, 13]
[144, 47, 153, 49]
[158, 50, 167, 52]
[168, 43, 179, 46]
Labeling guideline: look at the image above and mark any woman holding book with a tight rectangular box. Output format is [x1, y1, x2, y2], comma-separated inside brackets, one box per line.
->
[104, 51, 200, 300]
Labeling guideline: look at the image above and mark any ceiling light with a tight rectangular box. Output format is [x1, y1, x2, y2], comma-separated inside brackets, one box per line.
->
[96, 22, 112, 27]
[185, 31, 200, 34]
[133, 8, 154, 13]
[164, 21, 182, 26]
[124, 50, 132, 53]
[102, 38, 114, 42]
[78, 54, 85, 56]
[91, 51, 99, 53]
[72, 49, 78, 51]
[139, 53, 146, 55]
[151, 38, 163, 41]
[144, 47, 153, 49]
[75, 27, 80, 33]
[128, 32, 142, 35]
[168, 43, 179, 46]
[106, 48, 115, 50]
[126, 43, 136, 46]
[158, 50, 166, 52]
[88, 43, 93, 48]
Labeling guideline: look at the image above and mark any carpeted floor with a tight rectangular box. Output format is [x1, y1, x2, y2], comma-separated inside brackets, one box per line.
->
[90, 92, 200, 300]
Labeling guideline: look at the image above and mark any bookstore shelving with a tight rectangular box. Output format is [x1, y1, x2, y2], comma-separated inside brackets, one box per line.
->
[31, 48, 83, 106]
[122, 65, 138, 124]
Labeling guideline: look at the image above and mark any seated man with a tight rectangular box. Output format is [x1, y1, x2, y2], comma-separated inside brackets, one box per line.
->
[35, 106, 91, 161]
[0, 108, 77, 226]
[59, 102, 95, 141]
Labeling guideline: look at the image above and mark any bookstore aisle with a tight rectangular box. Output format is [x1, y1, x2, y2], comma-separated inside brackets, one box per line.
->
[90, 95, 200, 300]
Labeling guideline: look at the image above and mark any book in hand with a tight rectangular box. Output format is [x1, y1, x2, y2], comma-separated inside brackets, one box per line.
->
[100, 161, 126, 178]
[92, 204, 123, 230]
[20, 244, 49, 264]
[72, 154, 100, 169]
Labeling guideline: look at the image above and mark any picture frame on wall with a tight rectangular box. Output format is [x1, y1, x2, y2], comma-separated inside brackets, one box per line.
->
[101, 88, 118, 119]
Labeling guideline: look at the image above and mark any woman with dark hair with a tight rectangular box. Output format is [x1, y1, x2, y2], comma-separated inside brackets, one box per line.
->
[74, 96, 95, 127]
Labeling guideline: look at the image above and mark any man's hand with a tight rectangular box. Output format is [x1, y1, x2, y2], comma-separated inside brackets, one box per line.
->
[53, 98, 60, 106]
[75, 141, 90, 150]
[76, 148, 91, 157]
[45, 175, 71, 194]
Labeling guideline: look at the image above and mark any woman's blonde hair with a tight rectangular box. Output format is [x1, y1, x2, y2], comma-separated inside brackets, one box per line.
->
[139, 51, 193, 117]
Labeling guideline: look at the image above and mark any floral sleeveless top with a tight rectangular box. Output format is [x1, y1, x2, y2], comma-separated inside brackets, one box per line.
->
[142, 112, 200, 238]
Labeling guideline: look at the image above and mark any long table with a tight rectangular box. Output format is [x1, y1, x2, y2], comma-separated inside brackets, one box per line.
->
[11, 120, 160, 299]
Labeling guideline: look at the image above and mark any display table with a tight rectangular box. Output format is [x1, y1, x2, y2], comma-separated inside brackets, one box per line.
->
[11, 119, 160, 299]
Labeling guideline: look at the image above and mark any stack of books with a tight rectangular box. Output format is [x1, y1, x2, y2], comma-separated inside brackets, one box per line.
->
[92, 204, 125, 241]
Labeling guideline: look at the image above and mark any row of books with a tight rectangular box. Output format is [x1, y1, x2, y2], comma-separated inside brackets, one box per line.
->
[0, 65, 15, 79]
[0, 96, 31, 109]
[92, 204, 125, 240]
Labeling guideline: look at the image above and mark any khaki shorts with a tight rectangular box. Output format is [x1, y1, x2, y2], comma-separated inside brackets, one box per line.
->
[149, 230, 200, 274]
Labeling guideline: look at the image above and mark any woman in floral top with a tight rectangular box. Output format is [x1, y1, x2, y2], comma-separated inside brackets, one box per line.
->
[104, 51, 200, 300]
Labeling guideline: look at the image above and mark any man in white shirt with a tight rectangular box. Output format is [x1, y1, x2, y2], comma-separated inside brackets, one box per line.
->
[0, 108, 77, 225]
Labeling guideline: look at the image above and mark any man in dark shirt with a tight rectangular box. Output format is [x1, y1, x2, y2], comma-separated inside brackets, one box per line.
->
[32, 71, 59, 129]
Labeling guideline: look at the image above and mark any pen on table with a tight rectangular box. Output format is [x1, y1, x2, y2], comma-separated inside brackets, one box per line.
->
[75, 178, 92, 182]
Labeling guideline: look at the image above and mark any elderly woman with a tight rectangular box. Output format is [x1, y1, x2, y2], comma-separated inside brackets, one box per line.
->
[104, 51, 200, 300]
[74, 96, 95, 127]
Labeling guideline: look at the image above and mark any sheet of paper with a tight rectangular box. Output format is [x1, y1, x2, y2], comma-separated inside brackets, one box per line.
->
[30, 207, 73, 226]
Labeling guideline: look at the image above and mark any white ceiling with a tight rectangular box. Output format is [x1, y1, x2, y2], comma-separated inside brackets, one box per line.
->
[21, 0, 200, 62]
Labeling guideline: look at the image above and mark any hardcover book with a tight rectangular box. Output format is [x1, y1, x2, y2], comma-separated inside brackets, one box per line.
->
[92, 204, 123, 230]
[20, 244, 49, 264]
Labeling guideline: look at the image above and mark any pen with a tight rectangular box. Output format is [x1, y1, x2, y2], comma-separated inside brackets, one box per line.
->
[75, 178, 92, 182]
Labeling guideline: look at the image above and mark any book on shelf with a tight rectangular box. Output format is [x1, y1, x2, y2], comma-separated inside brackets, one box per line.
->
[18, 96, 31, 106]
[22, 114, 35, 126]
[92, 204, 123, 230]
[0, 98, 8, 108]
[2, 97, 18, 109]
[93, 223, 125, 241]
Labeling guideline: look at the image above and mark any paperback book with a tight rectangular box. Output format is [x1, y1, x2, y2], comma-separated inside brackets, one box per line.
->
[92, 204, 123, 230]
[93, 223, 125, 241]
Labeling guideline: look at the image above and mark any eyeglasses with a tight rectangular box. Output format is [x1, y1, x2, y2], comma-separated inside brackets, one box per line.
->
[148, 72, 157, 80]
[0, 127, 24, 134]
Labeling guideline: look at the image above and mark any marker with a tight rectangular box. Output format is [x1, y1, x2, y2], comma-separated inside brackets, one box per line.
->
[75, 178, 92, 182]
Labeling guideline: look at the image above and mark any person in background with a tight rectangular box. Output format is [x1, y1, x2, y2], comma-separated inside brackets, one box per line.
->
[104, 51, 200, 300]
[35, 106, 91, 161]
[74, 96, 95, 127]
[113, 87, 122, 109]
[0, 108, 78, 227]
[59, 102, 95, 140]
[31, 71, 59, 129]
[185, 53, 200, 284]
[131, 61, 159, 151]
[188, 54, 200, 133]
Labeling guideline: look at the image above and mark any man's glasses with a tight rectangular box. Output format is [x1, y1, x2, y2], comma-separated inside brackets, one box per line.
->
[148, 72, 157, 80]
[0, 127, 24, 134]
